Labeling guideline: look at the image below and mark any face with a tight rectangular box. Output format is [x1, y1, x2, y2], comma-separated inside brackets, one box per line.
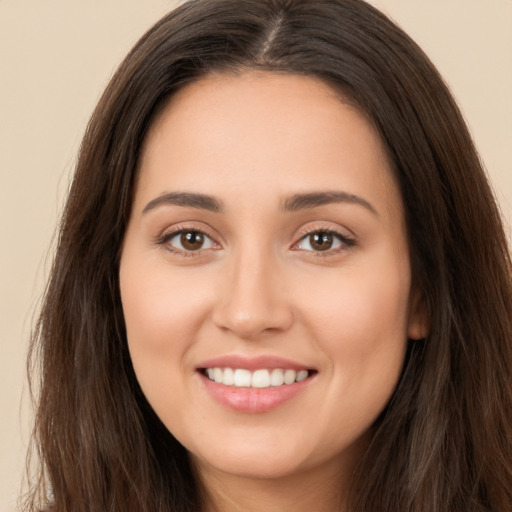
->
[119, 71, 426, 484]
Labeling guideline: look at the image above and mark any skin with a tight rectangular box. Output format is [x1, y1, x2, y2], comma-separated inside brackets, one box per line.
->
[119, 71, 427, 512]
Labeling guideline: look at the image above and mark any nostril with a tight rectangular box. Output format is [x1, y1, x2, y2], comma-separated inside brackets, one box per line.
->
[212, 306, 295, 339]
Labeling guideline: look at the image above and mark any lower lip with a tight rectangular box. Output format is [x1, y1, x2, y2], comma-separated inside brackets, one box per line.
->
[200, 373, 313, 413]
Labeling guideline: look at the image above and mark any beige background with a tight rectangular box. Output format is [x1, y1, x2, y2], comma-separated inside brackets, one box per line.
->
[1, 1, 511, 510]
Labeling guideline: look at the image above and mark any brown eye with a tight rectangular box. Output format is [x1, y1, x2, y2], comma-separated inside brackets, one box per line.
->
[162, 229, 216, 253]
[180, 231, 205, 251]
[295, 230, 352, 253]
[309, 232, 334, 251]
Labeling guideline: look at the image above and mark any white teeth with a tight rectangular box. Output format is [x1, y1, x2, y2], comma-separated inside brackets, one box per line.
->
[223, 367, 234, 386]
[233, 369, 252, 387]
[283, 369, 296, 385]
[213, 367, 223, 383]
[270, 368, 284, 386]
[252, 369, 270, 388]
[204, 367, 311, 388]
[296, 370, 308, 382]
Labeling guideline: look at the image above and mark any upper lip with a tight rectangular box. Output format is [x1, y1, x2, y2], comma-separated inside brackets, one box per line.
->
[196, 354, 314, 371]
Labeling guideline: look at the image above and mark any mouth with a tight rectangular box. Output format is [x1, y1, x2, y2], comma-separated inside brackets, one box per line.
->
[200, 367, 317, 388]
[196, 356, 317, 412]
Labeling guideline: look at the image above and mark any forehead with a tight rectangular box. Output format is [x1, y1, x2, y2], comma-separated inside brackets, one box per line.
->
[136, 71, 402, 221]
[143, 71, 366, 162]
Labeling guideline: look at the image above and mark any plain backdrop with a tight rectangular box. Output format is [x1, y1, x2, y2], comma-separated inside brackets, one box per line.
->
[1, 1, 511, 510]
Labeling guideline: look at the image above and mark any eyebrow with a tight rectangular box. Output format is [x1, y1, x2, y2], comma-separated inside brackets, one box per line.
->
[142, 192, 223, 214]
[142, 190, 377, 216]
[283, 191, 378, 215]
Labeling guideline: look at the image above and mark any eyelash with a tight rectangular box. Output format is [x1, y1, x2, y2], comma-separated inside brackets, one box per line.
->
[156, 225, 356, 257]
[156, 224, 218, 257]
[292, 227, 356, 256]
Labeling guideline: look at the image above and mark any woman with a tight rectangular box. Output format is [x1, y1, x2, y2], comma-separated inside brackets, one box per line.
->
[26, 0, 512, 511]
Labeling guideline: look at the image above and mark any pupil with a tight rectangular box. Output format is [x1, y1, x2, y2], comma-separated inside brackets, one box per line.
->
[311, 232, 333, 251]
[181, 231, 204, 250]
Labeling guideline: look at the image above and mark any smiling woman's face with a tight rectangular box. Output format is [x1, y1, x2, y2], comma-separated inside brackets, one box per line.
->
[119, 71, 425, 484]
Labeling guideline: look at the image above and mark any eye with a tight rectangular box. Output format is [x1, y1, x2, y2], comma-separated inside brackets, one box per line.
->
[160, 229, 216, 254]
[295, 230, 354, 253]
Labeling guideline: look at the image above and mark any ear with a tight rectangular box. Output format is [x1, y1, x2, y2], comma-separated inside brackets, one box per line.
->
[407, 287, 429, 340]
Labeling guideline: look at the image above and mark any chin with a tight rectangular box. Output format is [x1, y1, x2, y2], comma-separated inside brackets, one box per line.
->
[186, 433, 317, 480]
[194, 453, 308, 481]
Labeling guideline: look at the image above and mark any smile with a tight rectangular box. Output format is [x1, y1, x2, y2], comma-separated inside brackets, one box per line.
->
[203, 367, 312, 388]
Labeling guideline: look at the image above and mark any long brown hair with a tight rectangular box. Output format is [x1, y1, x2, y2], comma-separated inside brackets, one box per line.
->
[26, 1, 512, 511]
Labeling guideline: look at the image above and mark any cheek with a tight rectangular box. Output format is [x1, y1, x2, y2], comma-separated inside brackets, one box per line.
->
[119, 255, 215, 398]
[119, 255, 220, 436]
[295, 254, 411, 407]
[302, 263, 410, 340]
[121, 258, 211, 344]
[293, 267, 410, 455]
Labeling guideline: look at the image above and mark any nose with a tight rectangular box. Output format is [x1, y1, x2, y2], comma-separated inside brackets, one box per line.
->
[211, 248, 294, 339]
